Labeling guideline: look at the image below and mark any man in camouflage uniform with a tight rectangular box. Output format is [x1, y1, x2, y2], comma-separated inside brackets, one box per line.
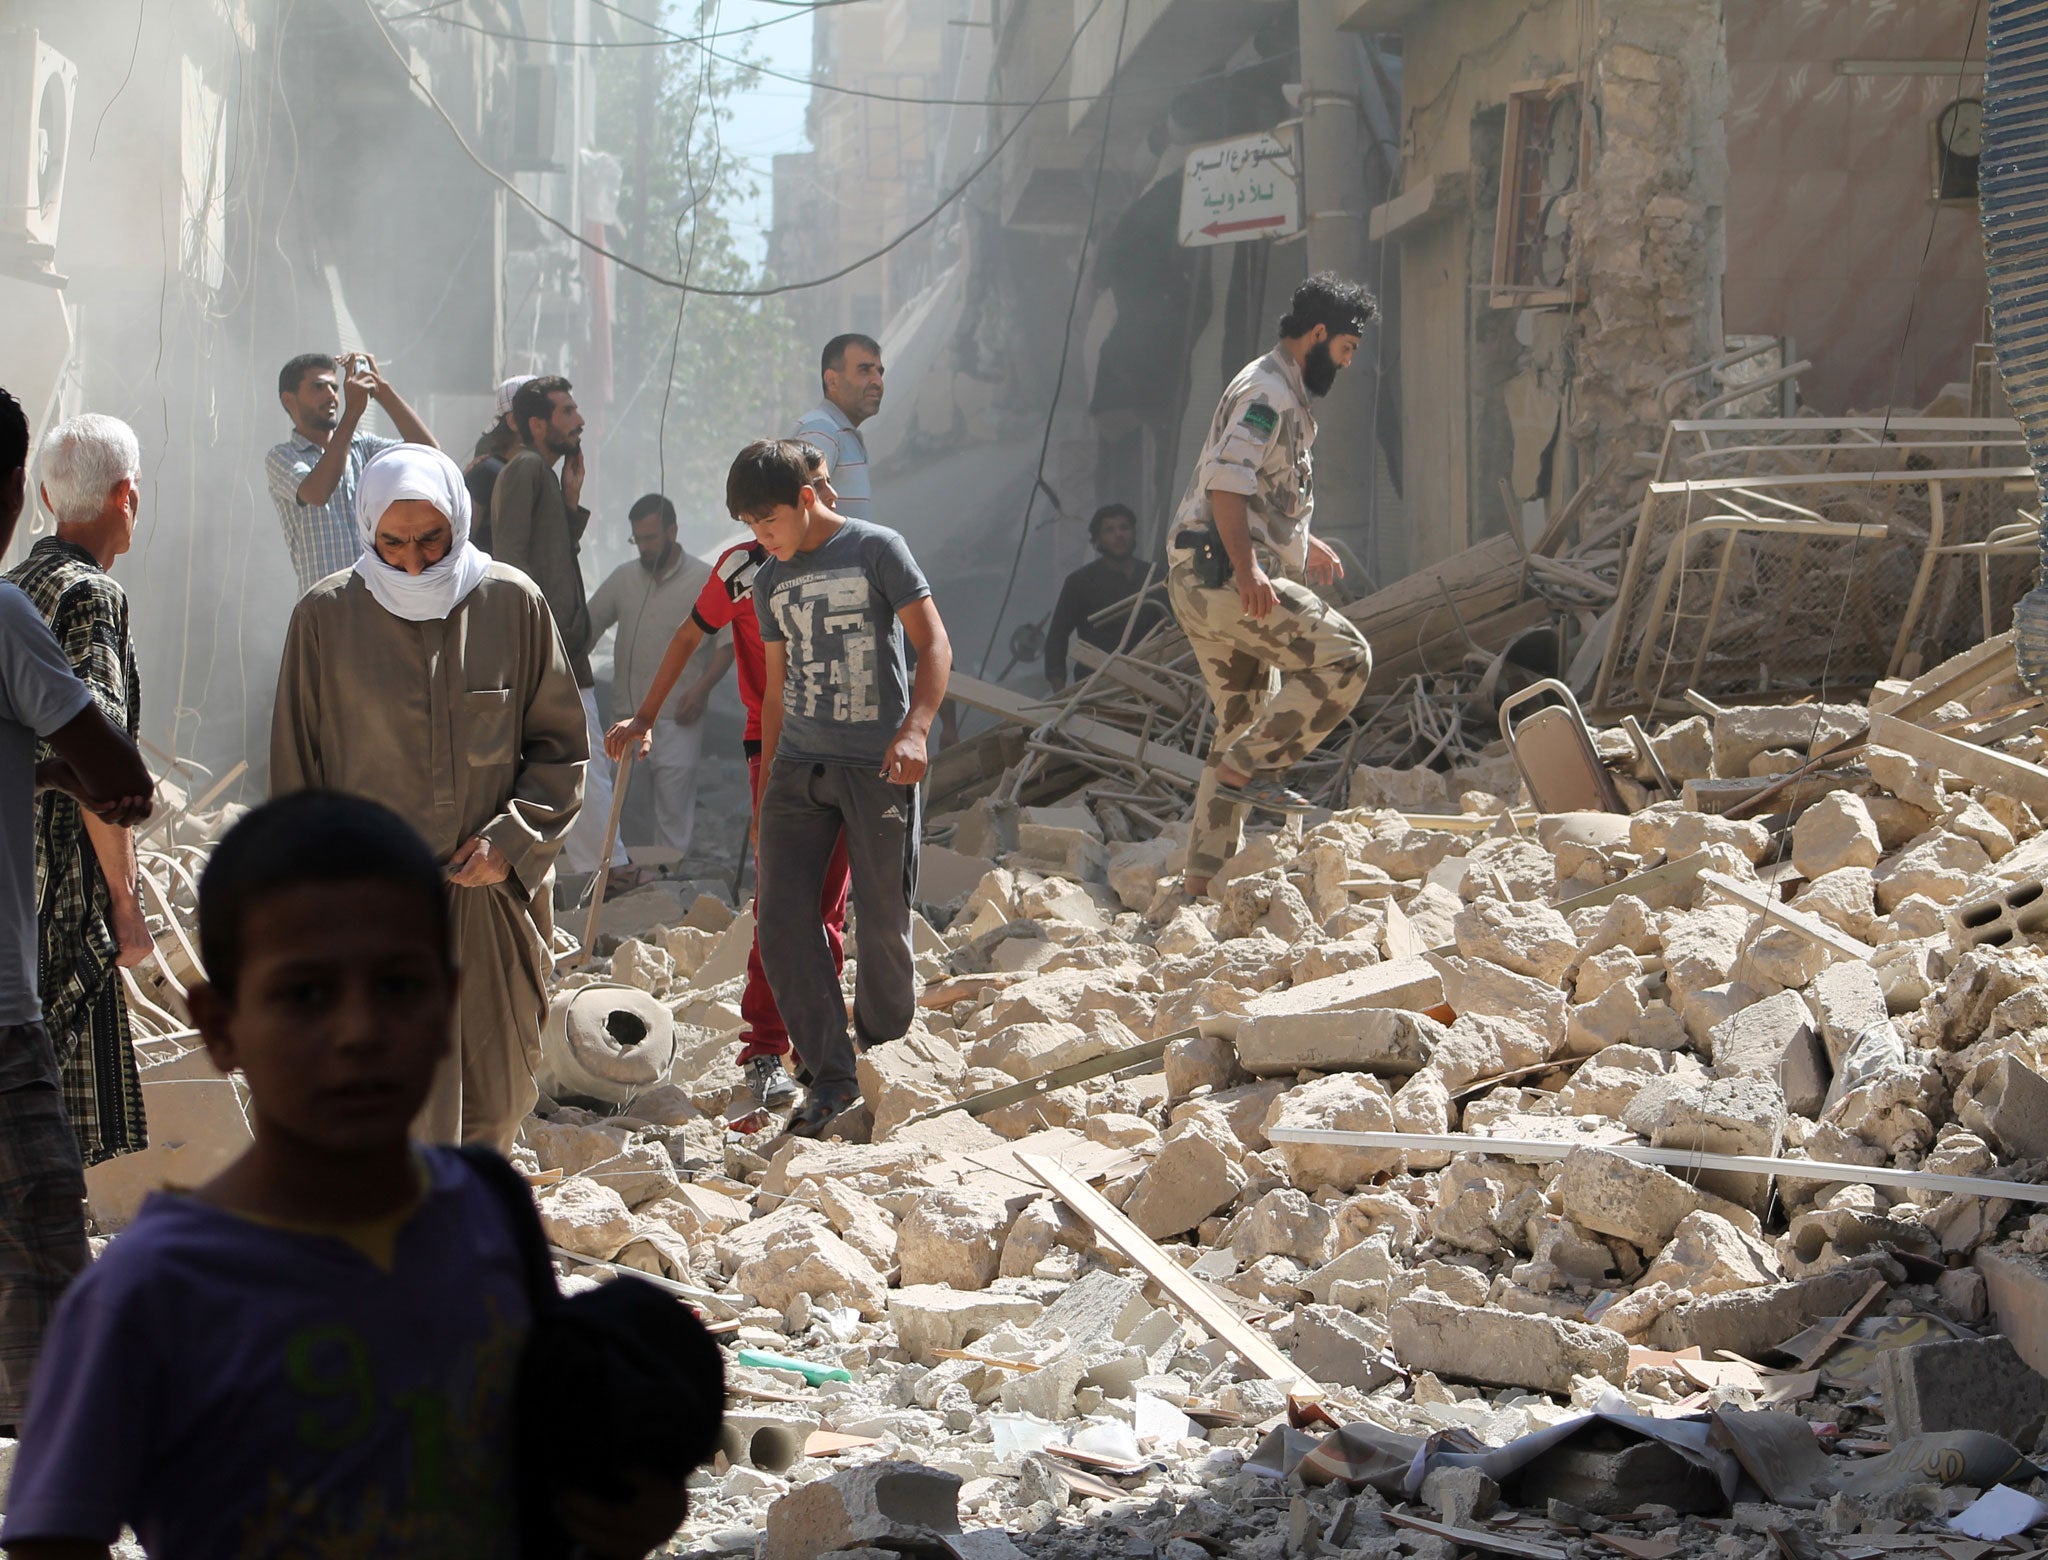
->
[1168, 273, 1377, 897]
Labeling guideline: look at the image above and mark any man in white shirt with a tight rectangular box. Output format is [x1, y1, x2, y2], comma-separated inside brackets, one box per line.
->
[586, 495, 725, 860]
[791, 333, 882, 521]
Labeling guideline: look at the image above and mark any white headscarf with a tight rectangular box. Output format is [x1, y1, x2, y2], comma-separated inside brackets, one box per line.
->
[353, 443, 493, 621]
[496, 375, 535, 420]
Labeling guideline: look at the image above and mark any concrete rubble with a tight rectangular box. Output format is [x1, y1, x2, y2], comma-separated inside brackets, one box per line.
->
[80, 653, 2048, 1560]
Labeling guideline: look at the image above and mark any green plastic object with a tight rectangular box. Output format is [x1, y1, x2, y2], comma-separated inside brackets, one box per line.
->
[735, 1348, 853, 1385]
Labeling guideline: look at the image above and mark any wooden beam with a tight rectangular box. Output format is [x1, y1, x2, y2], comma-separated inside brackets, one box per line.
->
[1554, 851, 1712, 915]
[1868, 711, 2048, 811]
[1648, 466, 2031, 496]
[948, 673, 1206, 785]
[1017, 1151, 1316, 1392]
[1069, 642, 1191, 715]
[1381, 1512, 1567, 1560]
[1699, 870, 1877, 963]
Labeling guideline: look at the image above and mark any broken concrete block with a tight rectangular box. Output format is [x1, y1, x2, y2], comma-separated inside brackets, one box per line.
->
[1233, 1004, 1441, 1079]
[1641, 1210, 1781, 1297]
[1213, 957, 1445, 1042]
[1709, 989, 1829, 1117]
[1790, 867, 1881, 944]
[1230, 1188, 1337, 1266]
[1434, 955, 1565, 1053]
[1945, 797, 2016, 863]
[1162, 1031, 1241, 1100]
[1121, 1118, 1248, 1238]
[1645, 1266, 1882, 1356]
[1622, 1072, 1785, 1212]
[888, 1286, 1045, 1359]
[1452, 898, 1579, 985]
[1287, 1304, 1397, 1392]
[1387, 1295, 1628, 1394]
[1555, 1146, 1710, 1253]
[731, 1217, 889, 1320]
[897, 1189, 1013, 1291]
[763, 1461, 962, 1560]
[1263, 1072, 1402, 1191]
[1874, 830, 1994, 912]
[1711, 702, 1861, 777]
[972, 1019, 1114, 1082]
[1880, 1333, 2048, 1445]
[1808, 959, 1889, 1070]
[1792, 792, 1882, 879]
[1659, 904, 1752, 1001]
[1456, 836, 1553, 902]
[1662, 813, 1772, 866]
[1430, 1158, 1546, 1255]
[1957, 1054, 2048, 1161]
[536, 1176, 638, 1261]
[1651, 715, 1715, 781]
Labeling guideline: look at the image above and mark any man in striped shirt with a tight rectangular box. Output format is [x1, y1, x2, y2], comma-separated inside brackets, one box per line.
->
[791, 333, 881, 521]
[265, 352, 437, 595]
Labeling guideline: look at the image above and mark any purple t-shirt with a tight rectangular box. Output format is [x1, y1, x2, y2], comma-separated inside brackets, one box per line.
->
[1, 1148, 531, 1558]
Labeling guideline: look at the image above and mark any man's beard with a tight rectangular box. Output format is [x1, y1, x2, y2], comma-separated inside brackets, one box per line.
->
[545, 430, 581, 458]
[308, 407, 340, 431]
[639, 543, 674, 575]
[1302, 340, 1339, 398]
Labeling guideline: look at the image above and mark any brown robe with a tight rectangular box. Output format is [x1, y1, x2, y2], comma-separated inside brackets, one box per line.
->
[270, 563, 586, 1148]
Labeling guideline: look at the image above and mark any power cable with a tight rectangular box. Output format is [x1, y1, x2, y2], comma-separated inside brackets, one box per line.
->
[375, 0, 867, 49]
[359, 0, 1106, 298]
[976, 0, 1133, 677]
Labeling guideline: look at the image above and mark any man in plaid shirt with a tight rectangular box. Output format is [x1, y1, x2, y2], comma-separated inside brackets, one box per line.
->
[265, 351, 436, 595]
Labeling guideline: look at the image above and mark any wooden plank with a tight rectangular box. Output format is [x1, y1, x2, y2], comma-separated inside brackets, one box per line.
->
[897, 1036, 1172, 1127]
[1017, 1151, 1316, 1392]
[1381, 1511, 1567, 1560]
[1868, 711, 2048, 810]
[948, 673, 1206, 785]
[1699, 870, 1878, 962]
[1871, 632, 2017, 721]
[1789, 1275, 1889, 1373]
[1340, 533, 1525, 629]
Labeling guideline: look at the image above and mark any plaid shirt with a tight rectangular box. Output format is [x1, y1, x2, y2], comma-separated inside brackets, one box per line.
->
[2, 538, 146, 1164]
[265, 429, 401, 595]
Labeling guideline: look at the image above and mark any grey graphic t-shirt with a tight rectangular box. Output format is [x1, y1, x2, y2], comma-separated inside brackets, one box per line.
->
[754, 517, 932, 767]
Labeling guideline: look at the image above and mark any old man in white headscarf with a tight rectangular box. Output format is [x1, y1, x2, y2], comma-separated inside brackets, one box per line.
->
[270, 442, 586, 1148]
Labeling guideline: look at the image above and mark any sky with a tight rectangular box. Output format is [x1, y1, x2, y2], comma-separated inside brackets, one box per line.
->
[686, 0, 819, 266]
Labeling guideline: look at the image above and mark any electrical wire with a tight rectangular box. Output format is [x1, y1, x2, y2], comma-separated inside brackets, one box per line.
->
[375, 0, 866, 49]
[976, 0, 1133, 678]
[360, 0, 1106, 298]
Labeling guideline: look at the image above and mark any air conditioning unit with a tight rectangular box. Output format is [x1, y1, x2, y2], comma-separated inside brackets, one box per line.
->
[0, 32, 76, 251]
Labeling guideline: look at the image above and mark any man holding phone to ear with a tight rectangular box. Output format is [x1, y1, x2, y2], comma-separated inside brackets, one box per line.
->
[265, 351, 438, 597]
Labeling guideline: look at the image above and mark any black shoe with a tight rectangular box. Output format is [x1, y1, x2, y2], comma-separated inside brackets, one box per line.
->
[789, 1082, 861, 1139]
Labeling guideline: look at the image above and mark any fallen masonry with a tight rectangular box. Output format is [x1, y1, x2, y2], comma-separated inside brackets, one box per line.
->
[49, 637, 2048, 1560]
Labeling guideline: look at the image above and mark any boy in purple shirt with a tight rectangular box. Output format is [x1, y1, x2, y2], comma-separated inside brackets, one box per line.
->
[1, 792, 684, 1560]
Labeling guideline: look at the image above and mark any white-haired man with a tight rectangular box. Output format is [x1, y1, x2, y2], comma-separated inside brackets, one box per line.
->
[4, 414, 151, 1170]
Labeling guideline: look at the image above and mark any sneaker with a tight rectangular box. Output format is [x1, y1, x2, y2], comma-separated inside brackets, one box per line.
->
[747, 1055, 798, 1109]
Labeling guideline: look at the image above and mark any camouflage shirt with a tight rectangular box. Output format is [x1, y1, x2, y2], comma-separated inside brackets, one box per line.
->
[1170, 346, 1316, 576]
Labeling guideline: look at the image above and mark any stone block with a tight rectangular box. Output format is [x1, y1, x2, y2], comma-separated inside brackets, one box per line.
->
[897, 1189, 1012, 1291]
[1792, 792, 1882, 879]
[731, 1217, 889, 1320]
[1209, 957, 1444, 1042]
[1623, 1072, 1785, 1212]
[1809, 960, 1889, 1069]
[763, 1461, 962, 1560]
[1233, 1005, 1442, 1079]
[1555, 1146, 1707, 1253]
[1645, 1267, 1878, 1356]
[1977, 1247, 2048, 1378]
[1452, 898, 1579, 985]
[1387, 1296, 1628, 1394]
[1263, 1073, 1402, 1191]
[1874, 830, 1993, 912]
[1641, 1210, 1781, 1297]
[1709, 989, 1829, 1117]
[1033, 1270, 1148, 1346]
[1881, 1333, 2048, 1445]
[1433, 955, 1566, 1053]
[1163, 1032, 1242, 1099]
[887, 1286, 1045, 1359]
[1287, 1305, 1397, 1392]
[1120, 1120, 1247, 1238]
[1711, 703, 1862, 777]
[1958, 1055, 2048, 1161]
[84, 1050, 252, 1232]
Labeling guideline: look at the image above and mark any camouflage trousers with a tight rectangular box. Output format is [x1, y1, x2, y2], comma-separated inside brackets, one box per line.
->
[1168, 554, 1373, 879]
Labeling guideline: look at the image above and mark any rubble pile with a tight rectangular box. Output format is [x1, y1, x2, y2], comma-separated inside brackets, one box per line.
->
[514, 644, 2048, 1560]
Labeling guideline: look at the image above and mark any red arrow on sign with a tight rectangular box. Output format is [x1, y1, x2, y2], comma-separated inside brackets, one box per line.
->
[1200, 213, 1289, 238]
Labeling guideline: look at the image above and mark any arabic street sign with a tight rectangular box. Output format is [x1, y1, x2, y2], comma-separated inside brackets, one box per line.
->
[1178, 128, 1301, 248]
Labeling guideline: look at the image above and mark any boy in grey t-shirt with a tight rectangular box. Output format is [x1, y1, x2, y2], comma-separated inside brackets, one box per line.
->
[736, 440, 952, 1136]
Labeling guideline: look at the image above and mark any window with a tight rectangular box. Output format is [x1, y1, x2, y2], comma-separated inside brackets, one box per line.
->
[1489, 78, 1584, 308]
